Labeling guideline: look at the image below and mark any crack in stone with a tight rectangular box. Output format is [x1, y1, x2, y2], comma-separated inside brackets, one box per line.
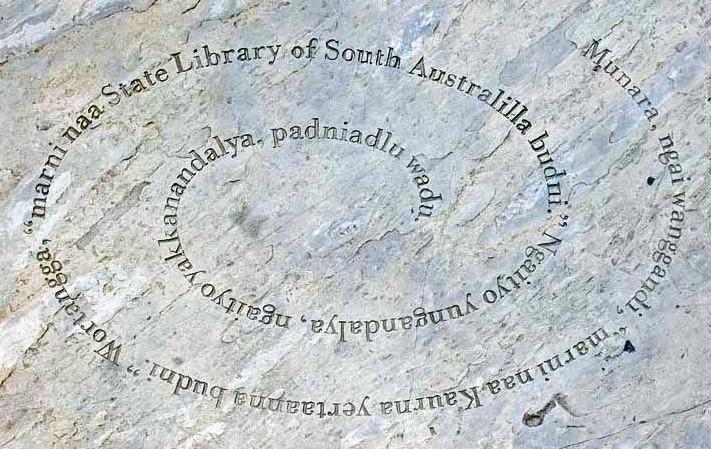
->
[558, 397, 711, 448]
[523, 393, 577, 427]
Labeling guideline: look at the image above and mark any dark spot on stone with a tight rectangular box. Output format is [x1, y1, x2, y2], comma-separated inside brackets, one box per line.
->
[173, 357, 184, 365]
[523, 396, 559, 427]
[623, 340, 636, 353]
[647, 176, 655, 185]
[523, 412, 544, 427]
[429, 426, 436, 435]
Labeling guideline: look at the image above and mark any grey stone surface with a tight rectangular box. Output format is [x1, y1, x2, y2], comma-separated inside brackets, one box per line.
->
[0, 1, 710, 448]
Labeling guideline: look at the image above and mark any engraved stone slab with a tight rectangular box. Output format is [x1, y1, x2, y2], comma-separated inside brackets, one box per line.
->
[1, 1, 710, 448]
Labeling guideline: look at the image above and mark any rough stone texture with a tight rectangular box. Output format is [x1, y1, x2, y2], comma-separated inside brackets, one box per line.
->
[1, 1, 710, 448]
